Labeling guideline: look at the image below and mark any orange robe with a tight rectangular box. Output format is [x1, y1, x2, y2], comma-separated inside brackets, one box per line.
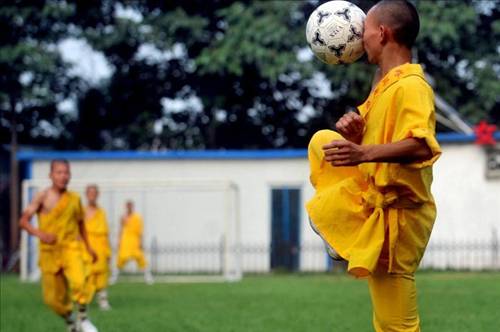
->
[306, 64, 441, 277]
[117, 212, 146, 269]
[37, 191, 90, 315]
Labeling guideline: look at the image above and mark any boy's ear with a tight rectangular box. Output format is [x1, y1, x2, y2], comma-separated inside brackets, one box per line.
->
[379, 25, 389, 45]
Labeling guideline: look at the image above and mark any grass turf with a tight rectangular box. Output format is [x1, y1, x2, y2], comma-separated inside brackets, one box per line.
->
[1, 272, 499, 332]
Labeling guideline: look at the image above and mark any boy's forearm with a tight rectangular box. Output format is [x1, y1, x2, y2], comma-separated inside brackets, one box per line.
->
[20, 214, 41, 238]
[363, 138, 432, 163]
[78, 221, 92, 249]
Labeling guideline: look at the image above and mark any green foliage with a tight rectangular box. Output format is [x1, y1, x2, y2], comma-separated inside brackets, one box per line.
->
[416, 0, 500, 125]
[2, 0, 499, 149]
[196, 1, 305, 80]
[0, 0, 79, 145]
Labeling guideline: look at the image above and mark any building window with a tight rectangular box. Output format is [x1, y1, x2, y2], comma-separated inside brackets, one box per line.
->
[270, 188, 301, 271]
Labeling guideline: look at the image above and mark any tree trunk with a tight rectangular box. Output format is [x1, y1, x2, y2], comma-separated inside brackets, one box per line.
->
[9, 97, 19, 254]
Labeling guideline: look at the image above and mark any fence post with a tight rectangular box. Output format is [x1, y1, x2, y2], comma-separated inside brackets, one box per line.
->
[151, 236, 158, 274]
[492, 228, 498, 270]
[220, 235, 225, 276]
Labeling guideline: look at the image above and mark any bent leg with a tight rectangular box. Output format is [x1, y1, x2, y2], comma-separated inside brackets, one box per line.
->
[116, 254, 128, 269]
[306, 130, 367, 262]
[63, 249, 91, 306]
[135, 251, 147, 270]
[368, 266, 420, 332]
[42, 270, 72, 316]
[95, 271, 108, 292]
[308, 130, 361, 189]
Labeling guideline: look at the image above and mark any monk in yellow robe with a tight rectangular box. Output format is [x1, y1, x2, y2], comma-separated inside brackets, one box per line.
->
[111, 200, 153, 284]
[83, 184, 112, 310]
[20, 160, 99, 332]
[306, 1, 441, 331]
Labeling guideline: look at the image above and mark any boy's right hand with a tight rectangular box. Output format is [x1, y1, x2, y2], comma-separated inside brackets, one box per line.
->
[336, 111, 365, 144]
[39, 232, 57, 244]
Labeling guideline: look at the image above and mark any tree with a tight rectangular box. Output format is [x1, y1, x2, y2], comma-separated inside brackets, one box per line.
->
[73, 0, 499, 151]
[3, 0, 499, 151]
[416, 0, 500, 125]
[0, 0, 81, 255]
[70, 0, 375, 150]
[0, 1, 81, 146]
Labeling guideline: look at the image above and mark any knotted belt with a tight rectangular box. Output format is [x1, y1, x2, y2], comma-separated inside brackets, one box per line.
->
[347, 182, 422, 277]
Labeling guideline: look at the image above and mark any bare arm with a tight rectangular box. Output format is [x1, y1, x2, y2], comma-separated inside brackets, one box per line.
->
[78, 218, 97, 262]
[77, 199, 97, 262]
[323, 137, 433, 166]
[19, 191, 56, 244]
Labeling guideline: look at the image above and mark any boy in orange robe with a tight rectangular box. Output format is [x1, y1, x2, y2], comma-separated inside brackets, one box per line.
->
[110, 200, 153, 284]
[20, 160, 99, 332]
[83, 184, 112, 310]
[306, 1, 441, 330]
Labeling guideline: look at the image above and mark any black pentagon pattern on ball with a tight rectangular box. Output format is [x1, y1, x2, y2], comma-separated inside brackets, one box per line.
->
[347, 25, 362, 42]
[328, 26, 342, 38]
[334, 8, 351, 22]
[328, 43, 346, 57]
[312, 30, 326, 46]
[316, 10, 331, 25]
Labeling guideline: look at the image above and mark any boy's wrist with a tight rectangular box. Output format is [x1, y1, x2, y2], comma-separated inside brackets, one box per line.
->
[362, 144, 376, 163]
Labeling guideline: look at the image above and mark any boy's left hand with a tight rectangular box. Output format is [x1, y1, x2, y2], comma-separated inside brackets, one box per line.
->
[323, 140, 369, 166]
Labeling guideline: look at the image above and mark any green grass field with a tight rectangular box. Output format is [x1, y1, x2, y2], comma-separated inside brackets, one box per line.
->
[1, 272, 499, 332]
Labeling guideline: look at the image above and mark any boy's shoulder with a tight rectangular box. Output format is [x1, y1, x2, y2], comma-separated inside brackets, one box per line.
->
[396, 73, 433, 96]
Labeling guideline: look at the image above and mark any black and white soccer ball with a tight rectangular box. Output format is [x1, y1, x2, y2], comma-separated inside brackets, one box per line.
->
[306, 0, 366, 65]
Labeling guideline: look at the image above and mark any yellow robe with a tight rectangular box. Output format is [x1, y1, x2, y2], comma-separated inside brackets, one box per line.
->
[82, 207, 111, 292]
[84, 207, 111, 273]
[117, 212, 146, 269]
[306, 64, 441, 278]
[38, 191, 84, 273]
[37, 191, 90, 314]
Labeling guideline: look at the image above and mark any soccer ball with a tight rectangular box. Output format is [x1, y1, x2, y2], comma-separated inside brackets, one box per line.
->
[306, 0, 366, 65]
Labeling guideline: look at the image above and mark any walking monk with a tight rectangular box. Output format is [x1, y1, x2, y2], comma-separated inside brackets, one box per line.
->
[83, 184, 112, 310]
[20, 159, 99, 332]
[111, 200, 153, 284]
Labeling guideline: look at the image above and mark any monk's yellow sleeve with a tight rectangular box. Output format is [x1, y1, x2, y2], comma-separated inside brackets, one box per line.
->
[101, 210, 110, 234]
[392, 77, 441, 168]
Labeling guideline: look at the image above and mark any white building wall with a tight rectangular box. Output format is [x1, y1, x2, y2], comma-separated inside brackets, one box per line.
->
[27, 143, 500, 273]
[422, 144, 500, 269]
[29, 158, 325, 273]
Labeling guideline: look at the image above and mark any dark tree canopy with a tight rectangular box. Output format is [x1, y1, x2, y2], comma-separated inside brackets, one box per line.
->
[1, 0, 498, 150]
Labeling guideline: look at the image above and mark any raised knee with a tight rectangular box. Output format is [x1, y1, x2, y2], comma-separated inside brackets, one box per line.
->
[308, 130, 344, 160]
[309, 130, 343, 148]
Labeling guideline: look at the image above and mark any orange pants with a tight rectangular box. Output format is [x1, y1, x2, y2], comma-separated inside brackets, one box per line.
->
[368, 265, 420, 332]
[41, 267, 91, 316]
[117, 251, 146, 270]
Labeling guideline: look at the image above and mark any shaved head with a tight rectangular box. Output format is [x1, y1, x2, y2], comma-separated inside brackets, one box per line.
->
[373, 0, 420, 49]
[50, 159, 70, 172]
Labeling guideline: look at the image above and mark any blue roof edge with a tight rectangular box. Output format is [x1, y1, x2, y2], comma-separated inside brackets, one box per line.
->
[17, 149, 308, 161]
[17, 132, 500, 161]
